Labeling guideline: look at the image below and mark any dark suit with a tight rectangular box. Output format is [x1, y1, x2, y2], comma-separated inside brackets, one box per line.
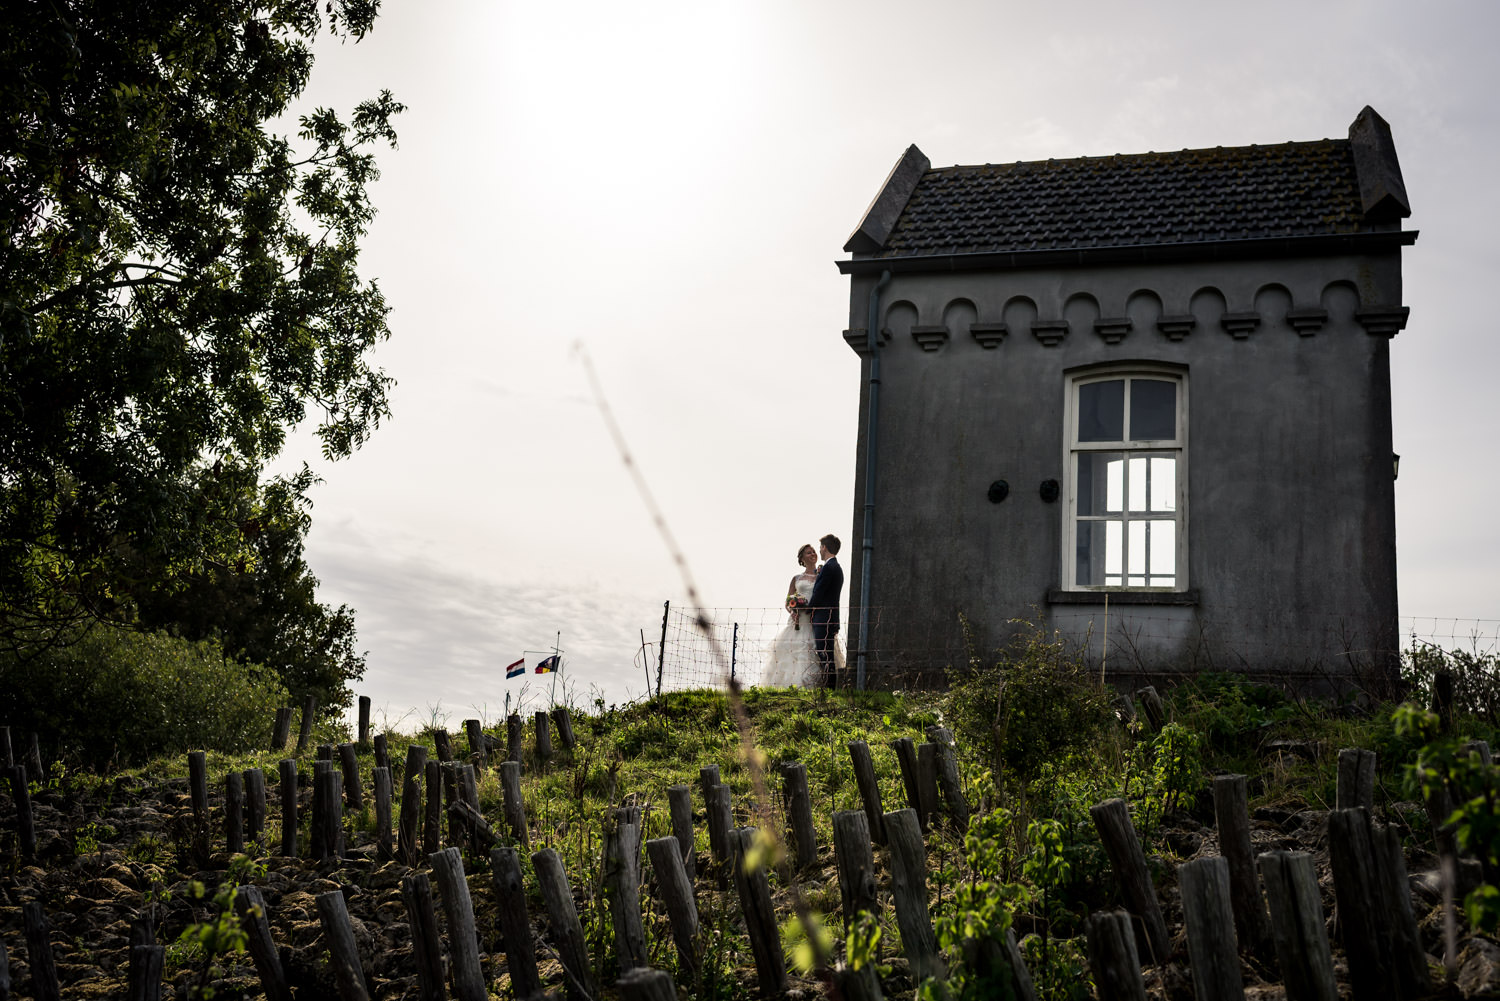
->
[807, 556, 844, 688]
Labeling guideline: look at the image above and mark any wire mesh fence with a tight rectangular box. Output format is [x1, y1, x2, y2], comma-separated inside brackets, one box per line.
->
[634, 600, 1500, 695]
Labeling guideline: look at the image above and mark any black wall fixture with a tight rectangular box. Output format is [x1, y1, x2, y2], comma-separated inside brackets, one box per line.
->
[988, 480, 1009, 504]
[1039, 479, 1059, 503]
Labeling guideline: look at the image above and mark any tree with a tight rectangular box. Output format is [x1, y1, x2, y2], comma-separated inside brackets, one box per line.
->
[0, 1, 402, 644]
[127, 464, 365, 711]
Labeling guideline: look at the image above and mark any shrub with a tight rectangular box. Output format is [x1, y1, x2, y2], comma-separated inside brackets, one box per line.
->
[948, 620, 1115, 784]
[0, 624, 288, 765]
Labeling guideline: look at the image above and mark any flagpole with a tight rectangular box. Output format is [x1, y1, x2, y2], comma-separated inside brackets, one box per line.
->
[551, 630, 560, 704]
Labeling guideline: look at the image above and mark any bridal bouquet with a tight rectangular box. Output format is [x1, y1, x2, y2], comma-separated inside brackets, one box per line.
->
[786, 592, 808, 629]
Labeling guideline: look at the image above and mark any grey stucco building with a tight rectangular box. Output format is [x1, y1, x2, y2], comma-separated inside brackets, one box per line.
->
[837, 107, 1415, 689]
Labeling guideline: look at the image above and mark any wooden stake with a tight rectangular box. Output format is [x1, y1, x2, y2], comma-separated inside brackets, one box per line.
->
[374, 733, 390, 773]
[22, 901, 60, 1001]
[1211, 774, 1270, 954]
[491, 846, 543, 999]
[465, 719, 488, 770]
[244, 768, 266, 844]
[533, 847, 597, 1001]
[781, 763, 817, 869]
[430, 847, 488, 1001]
[1327, 807, 1393, 1001]
[278, 759, 298, 858]
[666, 784, 697, 881]
[884, 808, 943, 981]
[401, 873, 447, 1001]
[1089, 798, 1170, 963]
[434, 728, 453, 763]
[235, 886, 292, 1001]
[832, 810, 879, 927]
[535, 710, 553, 763]
[848, 741, 887, 845]
[500, 760, 529, 847]
[225, 770, 245, 855]
[373, 766, 394, 861]
[606, 810, 649, 970]
[731, 827, 787, 996]
[927, 727, 970, 830]
[338, 742, 363, 811]
[423, 758, 443, 857]
[1178, 856, 1245, 1001]
[618, 967, 679, 1001]
[507, 713, 523, 763]
[316, 890, 371, 1001]
[891, 737, 923, 823]
[296, 694, 317, 752]
[647, 835, 700, 971]
[9, 766, 37, 858]
[916, 743, 941, 828]
[550, 706, 577, 749]
[358, 695, 372, 749]
[271, 707, 292, 751]
[1257, 851, 1336, 1001]
[126, 943, 164, 1001]
[1336, 749, 1376, 812]
[706, 782, 732, 869]
[400, 745, 428, 866]
[1086, 909, 1148, 1001]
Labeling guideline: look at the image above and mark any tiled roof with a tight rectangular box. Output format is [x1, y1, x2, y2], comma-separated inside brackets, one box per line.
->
[875, 140, 1369, 259]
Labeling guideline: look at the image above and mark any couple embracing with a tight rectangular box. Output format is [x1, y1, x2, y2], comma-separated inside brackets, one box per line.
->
[761, 534, 845, 689]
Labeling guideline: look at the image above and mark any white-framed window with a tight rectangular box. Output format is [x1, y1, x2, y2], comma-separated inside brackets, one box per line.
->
[1065, 367, 1187, 590]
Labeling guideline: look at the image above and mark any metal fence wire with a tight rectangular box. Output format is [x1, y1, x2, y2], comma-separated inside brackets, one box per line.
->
[634, 601, 1500, 694]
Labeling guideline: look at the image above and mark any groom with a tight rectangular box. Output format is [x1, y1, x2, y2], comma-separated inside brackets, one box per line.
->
[807, 534, 844, 689]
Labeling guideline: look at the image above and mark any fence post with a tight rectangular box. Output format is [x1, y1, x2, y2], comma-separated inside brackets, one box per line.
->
[832, 810, 879, 928]
[22, 901, 61, 1001]
[500, 760, 529, 847]
[244, 768, 267, 844]
[316, 890, 371, 1001]
[235, 886, 293, 1001]
[550, 707, 576, 750]
[730, 621, 738, 682]
[373, 766, 394, 861]
[1090, 798, 1170, 963]
[1178, 856, 1245, 1001]
[732, 827, 787, 996]
[1086, 909, 1147, 1001]
[373, 733, 390, 773]
[646, 835, 700, 971]
[399, 745, 428, 866]
[1211, 774, 1270, 955]
[271, 707, 292, 751]
[464, 719, 487, 771]
[1336, 749, 1376, 812]
[358, 695, 371, 750]
[400, 873, 447, 1001]
[884, 808, 944, 981]
[422, 758, 442, 856]
[9, 766, 37, 858]
[1328, 807, 1393, 1001]
[278, 759, 298, 858]
[535, 710, 553, 764]
[296, 694, 317, 752]
[607, 810, 649, 970]
[338, 743, 363, 811]
[916, 743, 941, 830]
[618, 967, 679, 1001]
[706, 782, 733, 872]
[657, 599, 670, 697]
[491, 846, 543, 998]
[507, 714, 523, 764]
[225, 771, 245, 855]
[533, 847, 597, 1001]
[781, 763, 817, 869]
[434, 728, 453, 763]
[891, 737, 924, 826]
[667, 784, 697, 881]
[848, 741, 887, 846]
[430, 847, 487, 1001]
[1258, 850, 1337, 1001]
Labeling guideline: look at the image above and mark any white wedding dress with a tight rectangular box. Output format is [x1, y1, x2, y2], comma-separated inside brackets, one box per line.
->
[760, 572, 845, 687]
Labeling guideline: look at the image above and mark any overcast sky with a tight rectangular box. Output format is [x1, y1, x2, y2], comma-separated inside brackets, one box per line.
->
[268, 0, 1500, 724]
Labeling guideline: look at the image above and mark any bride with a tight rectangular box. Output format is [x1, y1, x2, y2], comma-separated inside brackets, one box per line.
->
[760, 543, 843, 687]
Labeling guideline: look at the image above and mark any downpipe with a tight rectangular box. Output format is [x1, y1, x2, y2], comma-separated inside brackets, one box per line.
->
[856, 269, 892, 690]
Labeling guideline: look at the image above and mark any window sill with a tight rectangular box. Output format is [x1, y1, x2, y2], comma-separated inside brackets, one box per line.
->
[1047, 588, 1199, 606]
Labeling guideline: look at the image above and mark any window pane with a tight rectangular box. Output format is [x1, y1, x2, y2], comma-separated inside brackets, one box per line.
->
[1150, 456, 1176, 512]
[1128, 457, 1147, 512]
[1130, 379, 1176, 440]
[1128, 520, 1146, 575]
[1078, 380, 1124, 442]
[1075, 521, 1104, 586]
[1078, 453, 1122, 515]
[1148, 520, 1176, 578]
